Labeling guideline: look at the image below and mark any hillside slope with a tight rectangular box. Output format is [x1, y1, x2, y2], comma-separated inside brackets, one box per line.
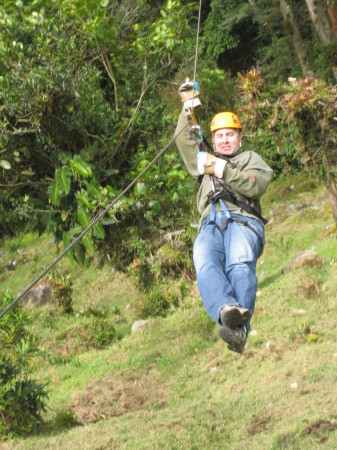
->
[1, 175, 337, 449]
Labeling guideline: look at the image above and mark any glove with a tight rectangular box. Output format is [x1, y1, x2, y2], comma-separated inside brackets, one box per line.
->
[197, 152, 227, 178]
[178, 77, 201, 110]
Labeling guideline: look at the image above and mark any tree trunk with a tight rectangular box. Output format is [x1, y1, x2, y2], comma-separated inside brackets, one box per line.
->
[305, 0, 335, 43]
[328, 6, 337, 39]
[323, 154, 337, 226]
[279, 0, 313, 76]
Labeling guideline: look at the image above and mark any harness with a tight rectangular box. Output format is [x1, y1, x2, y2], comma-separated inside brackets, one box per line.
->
[206, 176, 268, 225]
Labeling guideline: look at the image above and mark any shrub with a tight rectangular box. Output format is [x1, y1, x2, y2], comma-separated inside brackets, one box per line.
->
[136, 282, 190, 319]
[0, 291, 49, 437]
[85, 318, 117, 349]
[0, 358, 48, 437]
[138, 290, 171, 319]
[45, 270, 74, 314]
[54, 407, 79, 430]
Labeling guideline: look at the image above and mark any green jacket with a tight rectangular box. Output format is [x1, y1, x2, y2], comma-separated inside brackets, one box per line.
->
[174, 110, 273, 227]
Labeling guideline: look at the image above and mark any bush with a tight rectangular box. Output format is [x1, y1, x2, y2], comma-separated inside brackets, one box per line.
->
[128, 229, 195, 293]
[0, 358, 48, 437]
[85, 318, 117, 349]
[54, 407, 79, 430]
[138, 290, 171, 319]
[45, 270, 74, 314]
[136, 281, 190, 319]
[0, 291, 49, 438]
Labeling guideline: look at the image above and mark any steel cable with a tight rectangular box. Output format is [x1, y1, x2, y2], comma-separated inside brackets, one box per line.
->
[0, 125, 188, 319]
[0, 1, 203, 319]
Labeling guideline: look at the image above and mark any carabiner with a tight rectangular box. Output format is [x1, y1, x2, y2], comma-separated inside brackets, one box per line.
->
[189, 124, 204, 145]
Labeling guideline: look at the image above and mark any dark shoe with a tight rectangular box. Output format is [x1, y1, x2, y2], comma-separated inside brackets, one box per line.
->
[219, 324, 247, 354]
[219, 305, 249, 329]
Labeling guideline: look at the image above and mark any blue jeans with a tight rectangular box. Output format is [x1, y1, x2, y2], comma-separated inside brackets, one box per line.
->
[193, 212, 265, 331]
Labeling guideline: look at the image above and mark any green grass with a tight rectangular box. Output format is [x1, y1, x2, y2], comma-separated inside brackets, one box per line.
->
[1, 175, 337, 449]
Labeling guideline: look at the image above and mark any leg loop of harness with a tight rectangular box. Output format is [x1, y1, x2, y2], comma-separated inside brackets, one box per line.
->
[230, 216, 264, 248]
[208, 195, 263, 247]
[206, 195, 231, 235]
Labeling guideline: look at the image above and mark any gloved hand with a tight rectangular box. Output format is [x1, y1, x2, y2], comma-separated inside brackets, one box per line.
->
[178, 77, 201, 110]
[197, 152, 227, 178]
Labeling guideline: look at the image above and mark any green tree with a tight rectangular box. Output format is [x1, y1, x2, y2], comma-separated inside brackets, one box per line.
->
[0, 0, 197, 266]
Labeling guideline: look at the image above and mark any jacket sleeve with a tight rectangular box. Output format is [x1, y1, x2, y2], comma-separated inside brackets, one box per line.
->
[174, 109, 200, 178]
[223, 151, 273, 200]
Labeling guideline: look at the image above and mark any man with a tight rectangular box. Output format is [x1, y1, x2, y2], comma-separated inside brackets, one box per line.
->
[174, 79, 273, 353]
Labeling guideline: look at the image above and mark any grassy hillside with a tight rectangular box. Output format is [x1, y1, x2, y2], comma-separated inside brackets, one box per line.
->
[1, 175, 337, 449]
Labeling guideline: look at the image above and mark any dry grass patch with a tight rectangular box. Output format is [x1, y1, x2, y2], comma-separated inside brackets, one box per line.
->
[68, 368, 170, 424]
[302, 417, 337, 443]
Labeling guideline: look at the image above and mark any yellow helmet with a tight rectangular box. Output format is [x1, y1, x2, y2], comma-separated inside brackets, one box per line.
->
[210, 112, 242, 132]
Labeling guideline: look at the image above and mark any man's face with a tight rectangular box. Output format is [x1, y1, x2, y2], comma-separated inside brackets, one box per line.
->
[212, 128, 242, 155]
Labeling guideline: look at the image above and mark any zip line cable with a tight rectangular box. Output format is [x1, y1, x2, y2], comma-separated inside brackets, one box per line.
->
[0, 125, 188, 320]
[193, 0, 202, 87]
[191, 0, 202, 107]
[0, 1, 203, 320]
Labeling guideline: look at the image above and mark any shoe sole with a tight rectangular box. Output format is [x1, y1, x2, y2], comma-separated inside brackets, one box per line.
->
[219, 326, 246, 354]
[220, 307, 249, 329]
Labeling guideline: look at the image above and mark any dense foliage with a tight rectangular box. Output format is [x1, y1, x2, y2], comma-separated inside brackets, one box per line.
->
[1, 0, 336, 273]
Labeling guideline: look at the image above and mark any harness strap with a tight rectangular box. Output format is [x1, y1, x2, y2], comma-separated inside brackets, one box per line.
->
[206, 186, 267, 225]
[208, 199, 264, 248]
[210, 198, 231, 222]
[229, 216, 264, 248]
[217, 190, 268, 225]
[219, 198, 231, 219]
